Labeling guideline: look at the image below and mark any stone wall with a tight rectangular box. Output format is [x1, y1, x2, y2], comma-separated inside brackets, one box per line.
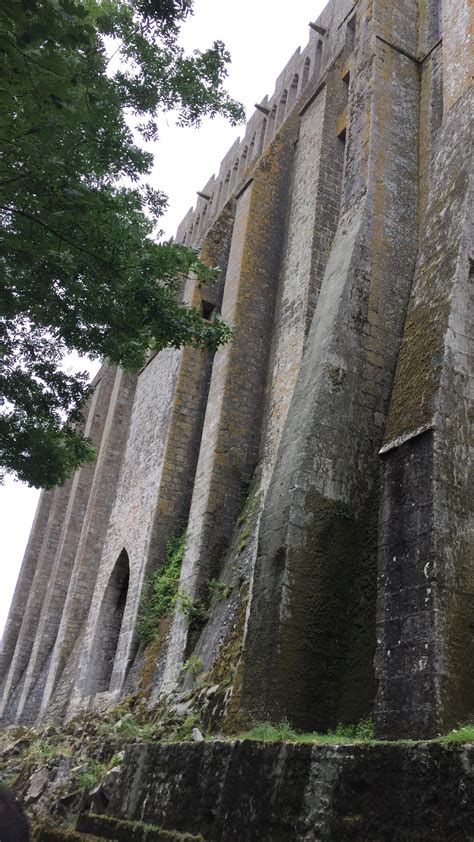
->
[106, 740, 474, 841]
[377, 56, 473, 736]
[242, 0, 422, 731]
[1, 367, 122, 724]
[1, 0, 472, 742]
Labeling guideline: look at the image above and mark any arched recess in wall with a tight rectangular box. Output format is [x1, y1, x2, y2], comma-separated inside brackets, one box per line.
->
[222, 170, 231, 202]
[200, 202, 208, 233]
[248, 132, 256, 162]
[84, 549, 130, 696]
[266, 104, 277, 141]
[345, 15, 356, 49]
[214, 180, 223, 213]
[258, 120, 267, 155]
[302, 57, 311, 89]
[238, 146, 248, 178]
[288, 74, 299, 109]
[229, 159, 239, 192]
[276, 90, 288, 127]
[315, 40, 323, 76]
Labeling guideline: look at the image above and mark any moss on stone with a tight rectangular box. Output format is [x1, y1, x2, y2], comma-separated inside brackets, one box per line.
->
[383, 166, 469, 446]
[78, 812, 204, 841]
[270, 487, 378, 732]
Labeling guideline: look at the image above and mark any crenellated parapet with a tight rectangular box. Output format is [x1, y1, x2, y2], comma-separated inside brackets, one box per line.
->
[176, 0, 357, 248]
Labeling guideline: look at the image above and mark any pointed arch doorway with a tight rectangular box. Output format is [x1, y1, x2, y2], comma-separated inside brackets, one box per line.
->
[85, 549, 130, 695]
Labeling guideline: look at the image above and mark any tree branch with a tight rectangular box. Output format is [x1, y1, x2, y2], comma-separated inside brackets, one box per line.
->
[0, 204, 111, 268]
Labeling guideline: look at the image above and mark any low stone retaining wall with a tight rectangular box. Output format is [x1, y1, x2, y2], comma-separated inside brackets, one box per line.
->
[106, 741, 474, 841]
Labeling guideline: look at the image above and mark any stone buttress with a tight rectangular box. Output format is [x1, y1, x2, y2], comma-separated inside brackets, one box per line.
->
[376, 0, 473, 738]
[1, 0, 472, 741]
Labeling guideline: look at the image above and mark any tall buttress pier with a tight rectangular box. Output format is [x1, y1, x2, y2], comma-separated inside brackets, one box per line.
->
[1, 0, 472, 740]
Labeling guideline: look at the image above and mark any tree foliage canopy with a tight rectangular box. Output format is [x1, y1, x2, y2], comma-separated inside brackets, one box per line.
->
[0, 0, 243, 488]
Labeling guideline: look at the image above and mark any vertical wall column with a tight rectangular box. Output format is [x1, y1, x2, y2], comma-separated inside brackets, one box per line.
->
[186, 55, 354, 710]
[1, 480, 75, 722]
[375, 0, 473, 738]
[13, 366, 117, 722]
[38, 368, 136, 719]
[144, 206, 237, 587]
[261, 58, 349, 494]
[0, 489, 54, 686]
[104, 213, 237, 701]
[162, 119, 299, 692]
[240, 0, 421, 731]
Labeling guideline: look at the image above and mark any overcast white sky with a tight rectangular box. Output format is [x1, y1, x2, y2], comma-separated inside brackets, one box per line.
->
[0, 0, 327, 639]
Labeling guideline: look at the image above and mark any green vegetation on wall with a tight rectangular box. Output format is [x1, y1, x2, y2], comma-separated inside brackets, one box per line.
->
[137, 531, 186, 649]
[239, 719, 375, 744]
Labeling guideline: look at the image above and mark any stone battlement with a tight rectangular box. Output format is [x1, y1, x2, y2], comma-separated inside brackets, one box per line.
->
[176, 0, 356, 247]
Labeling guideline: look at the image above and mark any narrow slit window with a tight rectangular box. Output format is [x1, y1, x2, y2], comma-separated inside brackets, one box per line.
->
[302, 57, 311, 88]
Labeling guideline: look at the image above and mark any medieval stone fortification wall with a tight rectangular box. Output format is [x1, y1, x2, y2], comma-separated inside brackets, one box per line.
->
[1, 0, 472, 741]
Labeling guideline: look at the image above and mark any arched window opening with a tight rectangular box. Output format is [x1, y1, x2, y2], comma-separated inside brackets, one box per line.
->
[346, 14, 356, 49]
[194, 214, 201, 240]
[201, 202, 208, 232]
[288, 74, 299, 108]
[342, 69, 350, 114]
[238, 146, 248, 178]
[222, 170, 231, 202]
[86, 550, 130, 696]
[302, 57, 311, 88]
[266, 104, 277, 142]
[276, 90, 288, 127]
[248, 133, 256, 162]
[229, 159, 239, 192]
[315, 40, 323, 78]
[258, 119, 267, 155]
[215, 180, 223, 212]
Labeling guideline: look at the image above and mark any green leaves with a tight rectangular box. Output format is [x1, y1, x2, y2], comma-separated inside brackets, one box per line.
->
[137, 531, 186, 648]
[1, 0, 242, 487]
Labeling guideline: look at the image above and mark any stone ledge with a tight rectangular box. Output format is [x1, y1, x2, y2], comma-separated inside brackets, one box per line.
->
[77, 813, 204, 842]
[36, 829, 105, 842]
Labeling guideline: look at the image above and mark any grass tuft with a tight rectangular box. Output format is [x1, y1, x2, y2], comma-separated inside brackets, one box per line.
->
[238, 719, 474, 745]
[239, 718, 374, 744]
[438, 724, 474, 743]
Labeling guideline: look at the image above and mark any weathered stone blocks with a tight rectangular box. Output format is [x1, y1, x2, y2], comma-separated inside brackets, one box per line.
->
[1, 0, 472, 745]
[106, 741, 474, 841]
